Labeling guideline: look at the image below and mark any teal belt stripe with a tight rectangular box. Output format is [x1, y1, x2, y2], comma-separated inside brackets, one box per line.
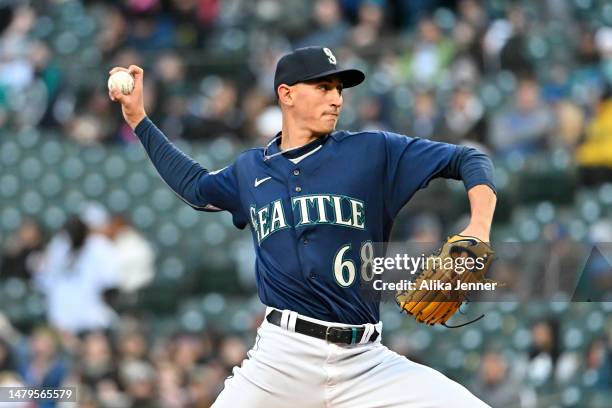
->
[351, 327, 357, 344]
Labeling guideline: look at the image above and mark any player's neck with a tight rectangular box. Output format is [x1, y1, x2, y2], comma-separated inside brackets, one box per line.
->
[280, 124, 322, 151]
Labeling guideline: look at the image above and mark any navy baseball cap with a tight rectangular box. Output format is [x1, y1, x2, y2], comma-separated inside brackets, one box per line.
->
[274, 47, 365, 96]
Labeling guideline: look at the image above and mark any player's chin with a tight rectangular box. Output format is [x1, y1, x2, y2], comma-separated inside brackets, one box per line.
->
[320, 116, 338, 132]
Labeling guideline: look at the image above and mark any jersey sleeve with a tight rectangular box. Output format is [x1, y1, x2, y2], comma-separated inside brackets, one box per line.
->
[383, 131, 496, 218]
[134, 117, 247, 228]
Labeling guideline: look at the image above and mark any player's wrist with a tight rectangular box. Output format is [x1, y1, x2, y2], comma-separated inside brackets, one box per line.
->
[458, 223, 490, 242]
[128, 112, 147, 130]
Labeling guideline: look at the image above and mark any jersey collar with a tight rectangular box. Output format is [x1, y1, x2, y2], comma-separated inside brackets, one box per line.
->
[264, 131, 333, 160]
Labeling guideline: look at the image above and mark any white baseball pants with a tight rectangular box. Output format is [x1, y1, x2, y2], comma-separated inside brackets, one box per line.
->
[212, 308, 490, 408]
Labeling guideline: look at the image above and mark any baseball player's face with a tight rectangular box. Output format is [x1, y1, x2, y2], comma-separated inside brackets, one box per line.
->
[291, 76, 343, 136]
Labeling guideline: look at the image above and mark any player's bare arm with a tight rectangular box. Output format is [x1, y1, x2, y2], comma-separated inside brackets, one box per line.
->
[459, 184, 497, 242]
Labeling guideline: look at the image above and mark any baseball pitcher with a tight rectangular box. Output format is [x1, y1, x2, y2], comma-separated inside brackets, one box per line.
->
[109, 46, 497, 407]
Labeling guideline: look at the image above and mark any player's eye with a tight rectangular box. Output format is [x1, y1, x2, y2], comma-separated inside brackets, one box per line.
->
[316, 83, 342, 95]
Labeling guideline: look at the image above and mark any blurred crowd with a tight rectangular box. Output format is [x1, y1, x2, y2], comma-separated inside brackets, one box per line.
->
[0, 0, 611, 181]
[0, 313, 250, 407]
[2, 0, 612, 406]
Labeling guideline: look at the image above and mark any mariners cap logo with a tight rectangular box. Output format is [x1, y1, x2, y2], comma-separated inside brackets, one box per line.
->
[323, 48, 337, 65]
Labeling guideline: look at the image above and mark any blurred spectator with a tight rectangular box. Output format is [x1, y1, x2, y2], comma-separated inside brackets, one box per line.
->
[79, 331, 118, 390]
[396, 0, 437, 27]
[156, 360, 185, 408]
[67, 87, 119, 144]
[169, 333, 203, 377]
[186, 364, 227, 407]
[94, 3, 128, 58]
[452, 27, 482, 80]
[471, 351, 522, 408]
[408, 90, 439, 139]
[434, 85, 486, 146]
[251, 0, 310, 35]
[169, 0, 220, 49]
[0, 218, 44, 280]
[154, 51, 187, 98]
[218, 335, 247, 372]
[595, 26, 612, 68]
[490, 77, 554, 155]
[183, 78, 242, 140]
[0, 5, 36, 92]
[585, 337, 607, 372]
[576, 24, 600, 67]
[0, 4, 36, 128]
[118, 329, 150, 364]
[242, 88, 276, 143]
[120, 360, 159, 408]
[584, 337, 611, 390]
[124, 0, 175, 51]
[153, 51, 189, 139]
[106, 214, 155, 295]
[577, 88, 612, 184]
[527, 318, 563, 386]
[457, 0, 488, 34]
[447, 53, 481, 89]
[498, 5, 532, 76]
[18, 327, 68, 408]
[34, 216, 120, 334]
[551, 98, 585, 151]
[482, 4, 532, 75]
[349, 0, 387, 56]
[400, 16, 454, 87]
[297, 0, 349, 49]
[30, 40, 63, 128]
[355, 95, 390, 131]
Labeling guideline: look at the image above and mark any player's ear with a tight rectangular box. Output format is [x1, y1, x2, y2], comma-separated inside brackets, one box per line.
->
[277, 84, 294, 107]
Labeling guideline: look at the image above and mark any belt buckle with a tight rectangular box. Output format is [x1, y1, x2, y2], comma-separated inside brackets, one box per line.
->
[325, 326, 358, 345]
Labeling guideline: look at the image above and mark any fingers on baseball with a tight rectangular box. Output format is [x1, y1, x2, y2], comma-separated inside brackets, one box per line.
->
[109, 88, 123, 102]
[109, 66, 129, 75]
[128, 65, 143, 75]
[128, 65, 144, 90]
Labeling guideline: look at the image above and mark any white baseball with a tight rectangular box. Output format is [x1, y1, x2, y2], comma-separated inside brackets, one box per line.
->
[108, 71, 135, 95]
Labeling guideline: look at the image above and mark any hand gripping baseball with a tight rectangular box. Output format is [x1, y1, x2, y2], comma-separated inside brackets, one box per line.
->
[108, 65, 146, 130]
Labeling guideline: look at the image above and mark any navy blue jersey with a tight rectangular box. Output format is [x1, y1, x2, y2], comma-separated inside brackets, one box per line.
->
[135, 118, 495, 324]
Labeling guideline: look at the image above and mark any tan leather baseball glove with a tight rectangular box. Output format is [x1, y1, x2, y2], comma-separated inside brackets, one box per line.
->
[396, 235, 495, 327]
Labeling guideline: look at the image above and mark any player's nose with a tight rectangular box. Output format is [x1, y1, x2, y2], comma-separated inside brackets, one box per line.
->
[329, 90, 342, 107]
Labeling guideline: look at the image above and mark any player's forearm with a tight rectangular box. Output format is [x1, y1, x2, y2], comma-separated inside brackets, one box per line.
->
[134, 117, 208, 208]
[462, 184, 496, 242]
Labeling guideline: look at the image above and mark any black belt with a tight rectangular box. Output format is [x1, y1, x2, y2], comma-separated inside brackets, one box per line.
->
[266, 310, 379, 345]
